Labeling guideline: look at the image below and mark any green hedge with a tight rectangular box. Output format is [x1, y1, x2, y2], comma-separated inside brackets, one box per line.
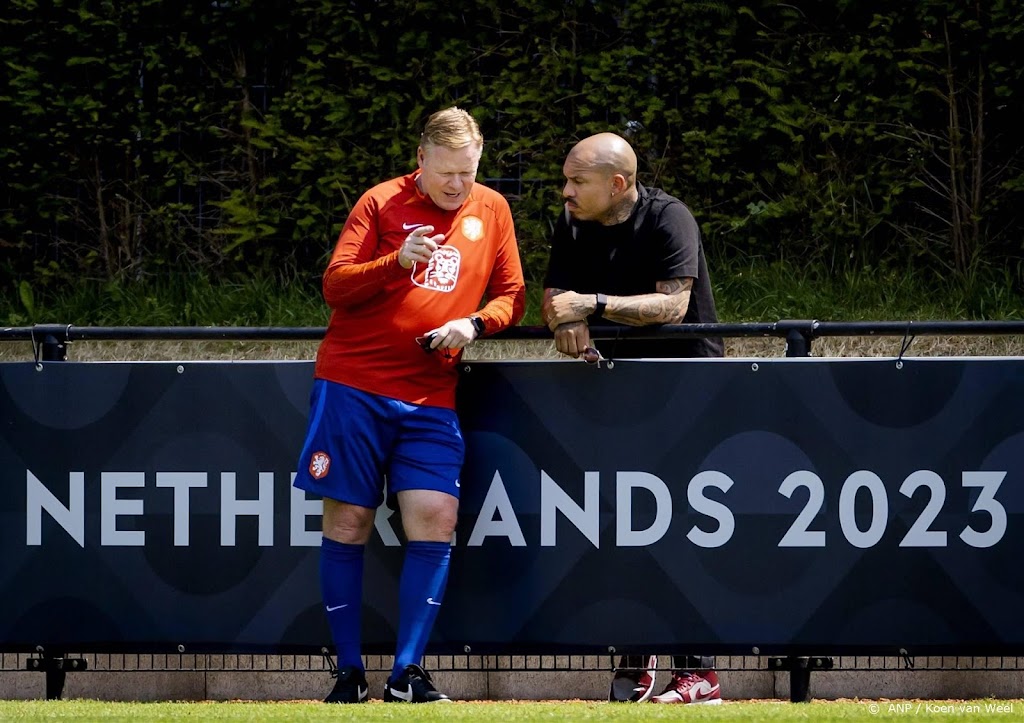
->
[2, 0, 1022, 294]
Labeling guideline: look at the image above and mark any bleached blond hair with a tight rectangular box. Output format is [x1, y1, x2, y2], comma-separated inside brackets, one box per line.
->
[420, 107, 483, 150]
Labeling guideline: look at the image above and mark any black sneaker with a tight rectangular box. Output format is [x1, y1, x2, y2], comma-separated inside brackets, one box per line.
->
[609, 654, 658, 702]
[383, 663, 451, 703]
[324, 665, 369, 704]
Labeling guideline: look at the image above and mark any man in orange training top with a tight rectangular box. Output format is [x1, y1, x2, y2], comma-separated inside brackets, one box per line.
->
[294, 107, 525, 704]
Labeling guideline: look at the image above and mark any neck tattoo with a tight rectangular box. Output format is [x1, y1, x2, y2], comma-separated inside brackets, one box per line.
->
[602, 194, 637, 225]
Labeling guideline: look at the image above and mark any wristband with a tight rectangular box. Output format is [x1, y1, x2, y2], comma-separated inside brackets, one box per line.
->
[594, 293, 607, 318]
[469, 316, 486, 339]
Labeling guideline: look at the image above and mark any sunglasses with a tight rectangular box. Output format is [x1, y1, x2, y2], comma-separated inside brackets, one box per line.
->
[415, 332, 452, 359]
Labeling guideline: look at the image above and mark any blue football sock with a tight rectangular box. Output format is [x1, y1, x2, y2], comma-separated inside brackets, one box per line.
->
[321, 537, 365, 671]
[392, 540, 451, 678]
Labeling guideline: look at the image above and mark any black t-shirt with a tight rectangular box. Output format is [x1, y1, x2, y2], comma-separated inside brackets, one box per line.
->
[544, 184, 724, 359]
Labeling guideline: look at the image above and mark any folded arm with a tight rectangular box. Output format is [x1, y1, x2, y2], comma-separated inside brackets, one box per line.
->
[543, 278, 693, 331]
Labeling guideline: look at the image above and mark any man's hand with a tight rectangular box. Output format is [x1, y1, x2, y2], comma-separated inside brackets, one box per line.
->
[398, 225, 446, 269]
[553, 320, 592, 358]
[419, 317, 478, 352]
[543, 290, 596, 331]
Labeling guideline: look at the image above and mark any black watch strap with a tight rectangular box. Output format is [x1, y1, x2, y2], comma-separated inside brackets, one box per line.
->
[470, 316, 486, 338]
[594, 293, 607, 318]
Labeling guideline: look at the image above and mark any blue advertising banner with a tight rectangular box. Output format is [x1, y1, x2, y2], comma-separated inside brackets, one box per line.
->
[0, 358, 1022, 655]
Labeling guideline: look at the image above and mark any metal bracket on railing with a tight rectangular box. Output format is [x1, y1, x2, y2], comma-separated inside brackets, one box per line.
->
[900, 648, 915, 669]
[775, 320, 819, 357]
[897, 323, 915, 368]
[25, 649, 87, 700]
[30, 324, 72, 364]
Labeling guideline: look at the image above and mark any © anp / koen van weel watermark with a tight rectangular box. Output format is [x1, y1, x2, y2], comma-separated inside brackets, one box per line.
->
[867, 701, 1015, 715]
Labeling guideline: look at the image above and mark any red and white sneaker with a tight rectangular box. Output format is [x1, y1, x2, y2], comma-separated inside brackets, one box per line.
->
[608, 655, 658, 702]
[650, 669, 722, 705]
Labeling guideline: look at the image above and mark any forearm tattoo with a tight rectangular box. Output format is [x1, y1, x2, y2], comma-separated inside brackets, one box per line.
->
[567, 295, 594, 318]
[541, 288, 567, 326]
[602, 278, 693, 326]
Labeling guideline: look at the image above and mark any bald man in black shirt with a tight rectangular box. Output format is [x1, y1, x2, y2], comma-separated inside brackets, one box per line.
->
[543, 133, 723, 705]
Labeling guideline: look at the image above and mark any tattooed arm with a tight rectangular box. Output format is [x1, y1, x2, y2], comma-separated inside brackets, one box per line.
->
[542, 288, 593, 357]
[542, 279, 693, 330]
[602, 278, 692, 326]
[543, 287, 588, 328]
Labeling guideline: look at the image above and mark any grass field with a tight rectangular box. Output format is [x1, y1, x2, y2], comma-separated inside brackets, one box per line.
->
[1, 699, 1022, 721]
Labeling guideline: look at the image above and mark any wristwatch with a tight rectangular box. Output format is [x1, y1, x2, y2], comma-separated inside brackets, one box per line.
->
[469, 316, 486, 339]
[594, 293, 608, 318]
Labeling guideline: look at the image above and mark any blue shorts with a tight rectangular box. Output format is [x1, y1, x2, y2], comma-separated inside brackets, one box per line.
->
[293, 380, 464, 508]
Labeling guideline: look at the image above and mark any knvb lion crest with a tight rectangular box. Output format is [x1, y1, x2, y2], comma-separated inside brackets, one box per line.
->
[411, 246, 461, 292]
[309, 451, 331, 480]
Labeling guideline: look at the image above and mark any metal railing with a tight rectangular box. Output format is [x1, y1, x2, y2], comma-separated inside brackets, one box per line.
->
[4, 320, 1024, 362]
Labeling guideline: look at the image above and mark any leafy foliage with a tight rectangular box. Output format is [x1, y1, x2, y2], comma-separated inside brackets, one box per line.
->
[1, 0, 1022, 299]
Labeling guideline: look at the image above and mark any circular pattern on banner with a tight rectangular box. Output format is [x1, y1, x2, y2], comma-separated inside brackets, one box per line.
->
[140, 434, 272, 594]
[461, 431, 541, 514]
[279, 602, 334, 649]
[142, 522, 265, 595]
[980, 432, 1024, 513]
[700, 431, 819, 514]
[557, 599, 673, 645]
[3, 363, 132, 430]
[11, 596, 122, 645]
[828, 361, 964, 428]
[273, 361, 316, 418]
[835, 598, 955, 646]
[975, 432, 1024, 597]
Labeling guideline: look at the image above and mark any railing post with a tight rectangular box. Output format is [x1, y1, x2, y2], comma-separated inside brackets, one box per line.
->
[785, 329, 810, 358]
[25, 648, 87, 700]
[769, 655, 833, 702]
[789, 656, 811, 702]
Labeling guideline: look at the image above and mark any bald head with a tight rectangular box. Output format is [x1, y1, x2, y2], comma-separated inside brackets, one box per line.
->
[566, 133, 637, 186]
[562, 133, 639, 225]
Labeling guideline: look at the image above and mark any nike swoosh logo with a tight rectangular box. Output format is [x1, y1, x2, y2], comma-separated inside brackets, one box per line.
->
[325, 603, 348, 612]
[426, 597, 442, 606]
[402, 222, 423, 230]
[390, 683, 413, 701]
[693, 682, 720, 700]
[455, 480, 461, 488]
